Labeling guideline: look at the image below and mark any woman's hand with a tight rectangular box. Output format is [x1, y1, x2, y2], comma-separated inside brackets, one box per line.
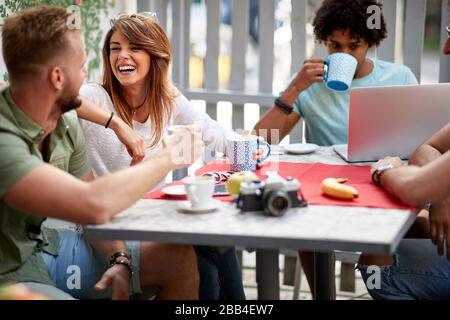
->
[109, 117, 145, 166]
[254, 137, 266, 161]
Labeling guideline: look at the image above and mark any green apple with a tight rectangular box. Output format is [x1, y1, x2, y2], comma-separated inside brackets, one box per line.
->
[226, 171, 260, 198]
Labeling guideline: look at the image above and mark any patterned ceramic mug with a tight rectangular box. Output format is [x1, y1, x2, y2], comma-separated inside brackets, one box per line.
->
[323, 53, 357, 91]
[226, 134, 271, 172]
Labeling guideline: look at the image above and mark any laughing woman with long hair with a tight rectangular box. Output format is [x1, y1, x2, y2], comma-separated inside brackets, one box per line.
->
[76, 13, 246, 300]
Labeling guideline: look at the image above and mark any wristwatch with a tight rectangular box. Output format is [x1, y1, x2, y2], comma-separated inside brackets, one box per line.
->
[372, 164, 395, 186]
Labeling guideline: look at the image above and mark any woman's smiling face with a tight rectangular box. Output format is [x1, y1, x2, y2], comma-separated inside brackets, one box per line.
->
[109, 30, 151, 88]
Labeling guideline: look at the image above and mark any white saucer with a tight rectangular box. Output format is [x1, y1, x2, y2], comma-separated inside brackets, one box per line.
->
[284, 143, 319, 155]
[177, 199, 221, 213]
[161, 185, 186, 196]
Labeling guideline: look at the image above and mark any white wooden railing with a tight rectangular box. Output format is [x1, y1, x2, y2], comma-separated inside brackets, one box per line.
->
[136, 0, 449, 145]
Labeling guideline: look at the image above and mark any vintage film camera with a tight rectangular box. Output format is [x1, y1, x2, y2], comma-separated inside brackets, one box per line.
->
[236, 172, 307, 217]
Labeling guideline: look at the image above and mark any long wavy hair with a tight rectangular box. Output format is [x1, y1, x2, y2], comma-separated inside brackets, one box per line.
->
[102, 15, 175, 147]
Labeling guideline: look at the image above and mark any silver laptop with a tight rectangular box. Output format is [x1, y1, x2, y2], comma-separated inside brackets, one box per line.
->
[333, 83, 450, 162]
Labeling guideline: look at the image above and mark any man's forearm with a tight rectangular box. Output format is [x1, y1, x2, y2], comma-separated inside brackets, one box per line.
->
[254, 81, 304, 143]
[408, 142, 450, 208]
[409, 144, 442, 166]
[382, 151, 450, 206]
[84, 152, 174, 223]
[254, 107, 290, 143]
[90, 240, 128, 261]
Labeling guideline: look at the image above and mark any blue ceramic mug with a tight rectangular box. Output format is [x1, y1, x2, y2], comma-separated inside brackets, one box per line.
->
[323, 53, 357, 91]
[226, 134, 271, 172]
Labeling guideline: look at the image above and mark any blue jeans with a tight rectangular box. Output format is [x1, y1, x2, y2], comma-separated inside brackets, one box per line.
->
[195, 246, 245, 300]
[40, 231, 244, 300]
[358, 239, 450, 300]
[41, 230, 141, 299]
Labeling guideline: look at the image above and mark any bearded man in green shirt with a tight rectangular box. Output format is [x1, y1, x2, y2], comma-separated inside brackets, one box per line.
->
[0, 6, 203, 300]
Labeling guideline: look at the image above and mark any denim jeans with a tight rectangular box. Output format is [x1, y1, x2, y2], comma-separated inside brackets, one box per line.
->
[194, 246, 245, 300]
[358, 239, 450, 300]
[41, 230, 141, 299]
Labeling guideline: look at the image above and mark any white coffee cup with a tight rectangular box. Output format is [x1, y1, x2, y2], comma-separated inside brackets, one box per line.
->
[183, 175, 215, 209]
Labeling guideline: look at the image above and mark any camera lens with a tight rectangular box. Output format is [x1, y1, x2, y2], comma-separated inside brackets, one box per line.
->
[263, 191, 291, 217]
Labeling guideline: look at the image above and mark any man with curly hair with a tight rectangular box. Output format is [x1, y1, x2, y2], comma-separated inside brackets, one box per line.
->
[254, 0, 417, 297]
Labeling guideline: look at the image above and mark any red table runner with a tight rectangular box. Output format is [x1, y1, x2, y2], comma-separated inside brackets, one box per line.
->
[145, 161, 415, 211]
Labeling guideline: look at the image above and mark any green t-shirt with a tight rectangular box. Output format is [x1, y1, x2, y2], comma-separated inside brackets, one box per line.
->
[0, 87, 89, 285]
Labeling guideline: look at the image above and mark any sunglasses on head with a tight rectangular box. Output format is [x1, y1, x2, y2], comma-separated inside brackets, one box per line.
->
[111, 11, 158, 25]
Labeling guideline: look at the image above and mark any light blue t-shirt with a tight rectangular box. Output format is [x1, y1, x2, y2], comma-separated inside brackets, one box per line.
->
[293, 59, 418, 146]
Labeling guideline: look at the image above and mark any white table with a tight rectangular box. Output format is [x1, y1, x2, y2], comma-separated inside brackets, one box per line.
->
[85, 146, 416, 300]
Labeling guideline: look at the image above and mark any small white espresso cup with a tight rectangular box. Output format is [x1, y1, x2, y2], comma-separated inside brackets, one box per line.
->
[183, 175, 215, 209]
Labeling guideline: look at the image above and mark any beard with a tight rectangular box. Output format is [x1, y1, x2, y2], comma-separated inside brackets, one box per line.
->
[55, 79, 82, 113]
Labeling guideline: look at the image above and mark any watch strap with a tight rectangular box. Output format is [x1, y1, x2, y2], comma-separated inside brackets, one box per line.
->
[274, 97, 294, 115]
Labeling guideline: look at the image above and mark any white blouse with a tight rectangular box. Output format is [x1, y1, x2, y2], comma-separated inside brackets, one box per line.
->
[79, 83, 229, 182]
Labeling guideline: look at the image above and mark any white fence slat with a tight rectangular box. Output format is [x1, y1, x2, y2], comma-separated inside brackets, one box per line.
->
[183, 89, 275, 108]
[124, 0, 138, 13]
[404, 0, 426, 82]
[204, 1, 221, 123]
[378, 0, 400, 62]
[146, 0, 168, 31]
[230, 0, 249, 130]
[183, 0, 191, 88]
[440, 0, 450, 83]
[259, 0, 275, 93]
[170, 0, 190, 180]
[171, 0, 191, 88]
[290, 0, 308, 74]
[230, 0, 249, 91]
[289, 0, 307, 143]
[205, 0, 221, 90]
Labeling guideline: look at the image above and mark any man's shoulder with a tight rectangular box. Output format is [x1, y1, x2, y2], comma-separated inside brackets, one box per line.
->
[0, 130, 29, 149]
[0, 88, 18, 135]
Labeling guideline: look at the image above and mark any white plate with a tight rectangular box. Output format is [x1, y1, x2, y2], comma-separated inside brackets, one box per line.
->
[284, 143, 319, 155]
[161, 185, 186, 196]
[177, 199, 221, 213]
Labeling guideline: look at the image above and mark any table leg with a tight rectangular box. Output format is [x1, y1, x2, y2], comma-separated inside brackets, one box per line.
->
[256, 249, 280, 300]
[314, 251, 336, 300]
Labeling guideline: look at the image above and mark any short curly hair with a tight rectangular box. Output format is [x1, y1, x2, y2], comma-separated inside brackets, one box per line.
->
[313, 0, 387, 47]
